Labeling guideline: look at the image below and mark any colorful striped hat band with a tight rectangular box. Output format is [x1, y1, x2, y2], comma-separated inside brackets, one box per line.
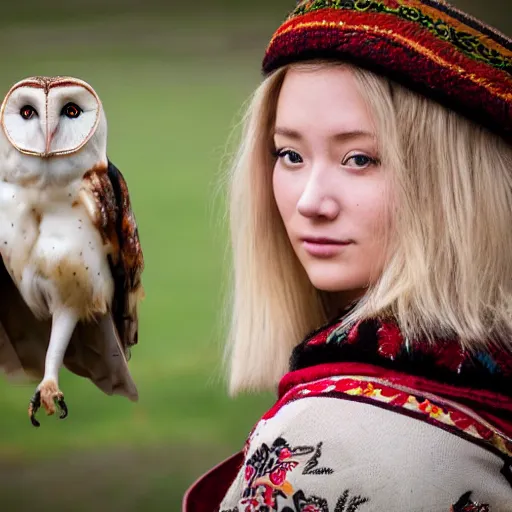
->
[263, 0, 512, 141]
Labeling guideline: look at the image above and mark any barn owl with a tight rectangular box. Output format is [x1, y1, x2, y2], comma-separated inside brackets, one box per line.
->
[0, 76, 144, 427]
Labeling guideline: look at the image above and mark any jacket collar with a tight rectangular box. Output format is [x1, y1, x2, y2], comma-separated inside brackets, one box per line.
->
[290, 316, 512, 397]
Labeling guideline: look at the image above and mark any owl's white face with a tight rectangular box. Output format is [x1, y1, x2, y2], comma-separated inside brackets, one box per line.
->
[0, 76, 107, 187]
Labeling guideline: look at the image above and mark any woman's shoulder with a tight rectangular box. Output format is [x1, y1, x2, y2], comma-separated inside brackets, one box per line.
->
[190, 317, 512, 512]
[219, 370, 512, 511]
[185, 358, 512, 512]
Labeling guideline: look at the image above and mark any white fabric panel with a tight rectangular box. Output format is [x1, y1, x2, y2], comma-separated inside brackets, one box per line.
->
[220, 396, 512, 511]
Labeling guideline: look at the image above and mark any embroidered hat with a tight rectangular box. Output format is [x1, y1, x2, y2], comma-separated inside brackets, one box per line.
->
[262, 0, 512, 141]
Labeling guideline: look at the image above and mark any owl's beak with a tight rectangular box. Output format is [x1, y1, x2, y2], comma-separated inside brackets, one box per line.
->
[43, 114, 59, 157]
[43, 136, 53, 157]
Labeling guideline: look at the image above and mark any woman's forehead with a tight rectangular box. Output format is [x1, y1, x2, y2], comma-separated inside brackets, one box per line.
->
[274, 66, 376, 138]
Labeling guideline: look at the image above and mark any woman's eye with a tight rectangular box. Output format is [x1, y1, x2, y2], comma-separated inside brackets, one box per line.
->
[20, 105, 37, 120]
[274, 149, 303, 165]
[342, 153, 378, 168]
[61, 102, 82, 119]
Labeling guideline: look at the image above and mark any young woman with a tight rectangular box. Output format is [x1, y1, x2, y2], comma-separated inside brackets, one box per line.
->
[184, 1, 512, 510]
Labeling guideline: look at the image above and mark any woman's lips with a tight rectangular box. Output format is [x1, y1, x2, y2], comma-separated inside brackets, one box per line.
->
[301, 237, 353, 258]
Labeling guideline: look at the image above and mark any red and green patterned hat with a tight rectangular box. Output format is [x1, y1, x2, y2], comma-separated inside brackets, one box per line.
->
[263, 0, 512, 140]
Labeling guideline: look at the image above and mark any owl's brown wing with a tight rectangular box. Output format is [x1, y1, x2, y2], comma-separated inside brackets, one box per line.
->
[79, 160, 145, 356]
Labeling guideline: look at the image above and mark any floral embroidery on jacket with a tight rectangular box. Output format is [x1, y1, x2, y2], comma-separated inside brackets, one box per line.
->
[451, 491, 490, 511]
[302, 442, 333, 476]
[281, 489, 369, 512]
[220, 437, 369, 512]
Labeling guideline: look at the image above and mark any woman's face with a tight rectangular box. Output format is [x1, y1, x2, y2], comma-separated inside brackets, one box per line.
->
[272, 65, 391, 297]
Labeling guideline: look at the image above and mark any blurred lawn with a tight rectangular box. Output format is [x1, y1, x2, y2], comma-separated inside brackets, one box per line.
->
[0, 9, 281, 511]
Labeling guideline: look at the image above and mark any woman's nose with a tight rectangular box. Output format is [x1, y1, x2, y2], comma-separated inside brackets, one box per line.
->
[296, 171, 340, 220]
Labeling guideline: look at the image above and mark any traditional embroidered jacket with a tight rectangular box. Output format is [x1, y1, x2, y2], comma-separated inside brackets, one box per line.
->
[183, 318, 512, 512]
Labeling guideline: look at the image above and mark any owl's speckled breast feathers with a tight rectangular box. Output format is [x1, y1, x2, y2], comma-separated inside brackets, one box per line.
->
[0, 177, 115, 320]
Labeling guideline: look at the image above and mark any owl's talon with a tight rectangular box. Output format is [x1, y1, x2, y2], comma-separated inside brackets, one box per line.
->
[28, 390, 41, 428]
[57, 396, 68, 420]
[29, 380, 68, 426]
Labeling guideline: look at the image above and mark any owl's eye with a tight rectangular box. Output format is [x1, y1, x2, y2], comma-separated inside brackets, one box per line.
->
[61, 103, 82, 119]
[20, 105, 37, 120]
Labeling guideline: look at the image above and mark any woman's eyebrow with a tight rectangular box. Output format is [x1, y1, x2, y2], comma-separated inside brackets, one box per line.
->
[274, 127, 375, 141]
[273, 127, 302, 140]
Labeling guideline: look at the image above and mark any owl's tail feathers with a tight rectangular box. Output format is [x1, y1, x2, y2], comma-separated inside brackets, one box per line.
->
[63, 313, 139, 402]
[0, 309, 138, 401]
[0, 319, 27, 380]
[0, 265, 50, 383]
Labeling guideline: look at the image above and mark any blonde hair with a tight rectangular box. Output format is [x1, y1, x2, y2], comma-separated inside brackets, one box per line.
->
[225, 60, 512, 394]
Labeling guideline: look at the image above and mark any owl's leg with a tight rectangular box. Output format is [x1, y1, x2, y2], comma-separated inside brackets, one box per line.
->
[28, 308, 78, 427]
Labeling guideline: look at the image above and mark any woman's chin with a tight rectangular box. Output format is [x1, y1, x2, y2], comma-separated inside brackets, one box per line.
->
[305, 267, 365, 294]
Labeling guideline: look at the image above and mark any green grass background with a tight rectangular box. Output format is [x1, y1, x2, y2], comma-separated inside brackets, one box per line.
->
[0, 1, 509, 510]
